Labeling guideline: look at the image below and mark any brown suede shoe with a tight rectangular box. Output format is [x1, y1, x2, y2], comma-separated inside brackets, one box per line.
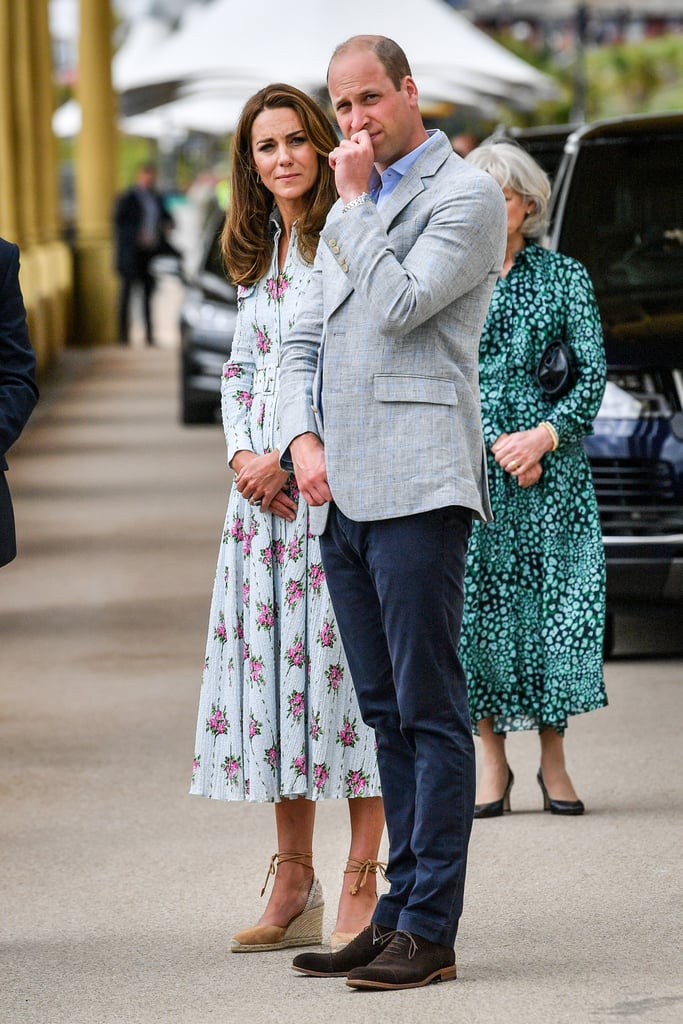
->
[292, 923, 393, 977]
[345, 930, 457, 990]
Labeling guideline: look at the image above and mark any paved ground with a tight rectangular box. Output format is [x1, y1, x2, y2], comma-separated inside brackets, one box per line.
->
[1, 344, 681, 1024]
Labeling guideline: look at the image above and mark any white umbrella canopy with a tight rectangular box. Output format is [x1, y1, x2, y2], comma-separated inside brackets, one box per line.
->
[116, 0, 557, 114]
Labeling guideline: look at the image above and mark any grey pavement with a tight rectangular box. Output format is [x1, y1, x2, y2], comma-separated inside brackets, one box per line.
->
[1, 344, 682, 1024]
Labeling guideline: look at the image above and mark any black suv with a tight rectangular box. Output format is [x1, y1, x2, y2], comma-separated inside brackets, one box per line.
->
[178, 205, 237, 424]
[543, 112, 683, 628]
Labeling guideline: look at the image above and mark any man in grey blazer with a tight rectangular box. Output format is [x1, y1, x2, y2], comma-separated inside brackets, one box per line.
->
[280, 36, 506, 989]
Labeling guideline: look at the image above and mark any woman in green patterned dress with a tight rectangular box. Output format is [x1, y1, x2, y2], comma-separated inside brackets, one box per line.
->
[460, 141, 608, 817]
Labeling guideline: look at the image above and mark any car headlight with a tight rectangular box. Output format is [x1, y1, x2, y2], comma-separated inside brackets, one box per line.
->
[183, 297, 236, 334]
[596, 370, 673, 419]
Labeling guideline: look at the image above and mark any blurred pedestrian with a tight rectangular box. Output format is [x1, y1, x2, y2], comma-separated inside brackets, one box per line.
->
[279, 36, 506, 990]
[461, 140, 608, 818]
[190, 83, 384, 955]
[0, 237, 39, 567]
[112, 161, 175, 345]
[450, 131, 479, 157]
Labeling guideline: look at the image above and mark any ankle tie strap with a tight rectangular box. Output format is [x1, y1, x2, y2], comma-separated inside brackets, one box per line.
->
[343, 857, 387, 895]
[260, 851, 314, 898]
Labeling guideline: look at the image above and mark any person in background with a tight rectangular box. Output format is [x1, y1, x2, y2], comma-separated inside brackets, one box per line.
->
[190, 83, 384, 956]
[279, 35, 506, 990]
[460, 140, 607, 819]
[450, 131, 480, 157]
[0, 236, 39, 567]
[113, 161, 175, 346]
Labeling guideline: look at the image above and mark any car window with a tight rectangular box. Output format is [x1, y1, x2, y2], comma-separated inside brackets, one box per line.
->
[555, 135, 683, 300]
[205, 225, 226, 279]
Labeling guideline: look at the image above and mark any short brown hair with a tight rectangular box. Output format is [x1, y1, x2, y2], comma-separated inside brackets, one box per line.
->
[328, 35, 412, 91]
[222, 83, 338, 286]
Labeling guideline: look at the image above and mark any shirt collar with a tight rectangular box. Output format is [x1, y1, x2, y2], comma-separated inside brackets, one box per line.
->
[369, 128, 439, 197]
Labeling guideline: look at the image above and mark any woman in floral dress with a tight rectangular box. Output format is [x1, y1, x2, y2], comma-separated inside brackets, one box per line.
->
[190, 84, 383, 952]
[460, 141, 608, 817]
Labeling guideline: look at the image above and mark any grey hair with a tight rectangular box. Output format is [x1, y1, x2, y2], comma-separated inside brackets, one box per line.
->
[465, 139, 550, 240]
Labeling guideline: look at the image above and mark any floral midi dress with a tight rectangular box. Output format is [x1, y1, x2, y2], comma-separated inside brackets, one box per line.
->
[459, 243, 609, 735]
[190, 218, 380, 802]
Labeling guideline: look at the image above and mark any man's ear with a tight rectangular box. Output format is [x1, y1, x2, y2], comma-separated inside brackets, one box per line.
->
[403, 76, 420, 106]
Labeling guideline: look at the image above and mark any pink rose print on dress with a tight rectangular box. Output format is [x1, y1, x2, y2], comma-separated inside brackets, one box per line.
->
[274, 540, 286, 565]
[242, 520, 258, 557]
[256, 599, 276, 632]
[235, 389, 253, 411]
[345, 769, 369, 797]
[308, 562, 325, 592]
[317, 619, 337, 649]
[337, 717, 358, 747]
[234, 613, 244, 642]
[285, 636, 305, 668]
[289, 477, 300, 502]
[257, 401, 265, 428]
[285, 576, 304, 608]
[222, 753, 242, 783]
[206, 704, 229, 736]
[287, 690, 305, 721]
[242, 580, 250, 604]
[248, 714, 262, 739]
[310, 711, 323, 741]
[291, 749, 307, 778]
[265, 272, 290, 303]
[213, 612, 227, 645]
[265, 745, 279, 772]
[254, 324, 272, 355]
[249, 655, 265, 686]
[326, 662, 344, 694]
[230, 515, 245, 543]
[288, 535, 303, 562]
[222, 363, 242, 380]
[191, 755, 201, 783]
[313, 762, 330, 791]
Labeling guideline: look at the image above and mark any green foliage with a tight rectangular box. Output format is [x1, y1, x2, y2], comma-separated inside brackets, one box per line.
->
[584, 33, 683, 118]
[470, 29, 683, 130]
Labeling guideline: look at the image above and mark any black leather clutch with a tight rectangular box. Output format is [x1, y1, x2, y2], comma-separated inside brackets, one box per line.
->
[536, 340, 578, 400]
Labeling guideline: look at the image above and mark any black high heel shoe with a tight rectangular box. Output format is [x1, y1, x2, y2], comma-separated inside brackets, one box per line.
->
[537, 769, 585, 816]
[474, 766, 514, 819]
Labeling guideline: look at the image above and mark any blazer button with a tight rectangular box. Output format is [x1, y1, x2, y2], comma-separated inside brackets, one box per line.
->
[330, 243, 340, 254]
[339, 260, 349, 272]
[328, 238, 337, 246]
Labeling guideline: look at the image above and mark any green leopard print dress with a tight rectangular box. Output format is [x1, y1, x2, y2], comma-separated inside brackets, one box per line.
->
[460, 243, 608, 735]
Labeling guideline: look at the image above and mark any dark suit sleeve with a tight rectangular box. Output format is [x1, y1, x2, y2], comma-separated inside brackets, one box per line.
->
[0, 241, 39, 462]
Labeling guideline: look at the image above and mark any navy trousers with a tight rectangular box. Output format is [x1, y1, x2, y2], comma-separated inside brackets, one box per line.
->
[320, 504, 475, 947]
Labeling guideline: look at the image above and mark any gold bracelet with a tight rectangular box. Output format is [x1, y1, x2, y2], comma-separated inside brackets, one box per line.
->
[539, 420, 559, 452]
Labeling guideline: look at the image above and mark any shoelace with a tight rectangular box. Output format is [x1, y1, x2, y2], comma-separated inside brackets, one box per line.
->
[380, 930, 418, 960]
[370, 923, 395, 950]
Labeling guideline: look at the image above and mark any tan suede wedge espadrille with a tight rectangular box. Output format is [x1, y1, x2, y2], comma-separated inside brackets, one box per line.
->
[231, 852, 324, 953]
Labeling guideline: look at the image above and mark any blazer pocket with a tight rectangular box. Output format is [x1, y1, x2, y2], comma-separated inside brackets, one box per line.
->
[373, 374, 458, 405]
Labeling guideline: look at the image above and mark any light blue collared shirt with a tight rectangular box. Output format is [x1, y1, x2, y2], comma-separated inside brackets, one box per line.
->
[369, 129, 438, 207]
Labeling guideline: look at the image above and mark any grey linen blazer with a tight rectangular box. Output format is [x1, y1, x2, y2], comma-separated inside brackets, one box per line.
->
[279, 131, 506, 535]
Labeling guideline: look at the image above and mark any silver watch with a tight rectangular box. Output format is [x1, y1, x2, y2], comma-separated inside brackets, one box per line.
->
[342, 192, 371, 213]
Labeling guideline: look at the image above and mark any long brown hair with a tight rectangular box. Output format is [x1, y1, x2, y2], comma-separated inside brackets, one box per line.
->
[222, 83, 338, 286]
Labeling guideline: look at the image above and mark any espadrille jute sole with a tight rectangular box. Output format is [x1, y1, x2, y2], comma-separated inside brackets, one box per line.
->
[231, 902, 323, 953]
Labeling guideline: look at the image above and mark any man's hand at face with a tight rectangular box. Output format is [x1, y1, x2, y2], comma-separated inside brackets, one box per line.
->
[329, 129, 375, 205]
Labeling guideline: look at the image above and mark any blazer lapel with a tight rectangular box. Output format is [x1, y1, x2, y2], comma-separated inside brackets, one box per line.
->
[379, 132, 454, 228]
